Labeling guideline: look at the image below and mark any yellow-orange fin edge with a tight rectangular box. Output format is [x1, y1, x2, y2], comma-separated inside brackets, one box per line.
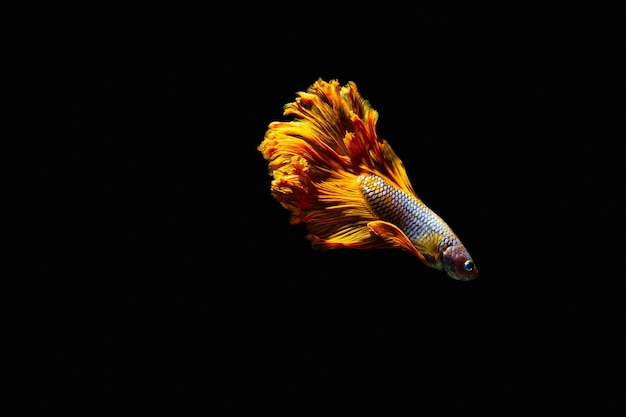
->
[367, 220, 425, 261]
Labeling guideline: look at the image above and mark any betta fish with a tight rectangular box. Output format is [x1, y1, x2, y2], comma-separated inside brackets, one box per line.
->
[258, 79, 478, 281]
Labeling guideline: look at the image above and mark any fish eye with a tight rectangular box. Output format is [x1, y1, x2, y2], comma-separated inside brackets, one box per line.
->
[463, 260, 474, 271]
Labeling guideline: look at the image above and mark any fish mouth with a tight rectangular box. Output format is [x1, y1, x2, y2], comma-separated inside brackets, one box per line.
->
[446, 269, 479, 281]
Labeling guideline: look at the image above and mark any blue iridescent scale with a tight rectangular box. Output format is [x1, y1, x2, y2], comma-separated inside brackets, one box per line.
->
[357, 174, 457, 248]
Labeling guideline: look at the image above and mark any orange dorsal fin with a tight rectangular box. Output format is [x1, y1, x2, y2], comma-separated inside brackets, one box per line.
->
[277, 79, 417, 196]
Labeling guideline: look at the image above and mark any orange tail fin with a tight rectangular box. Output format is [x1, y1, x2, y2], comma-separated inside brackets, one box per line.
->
[258, 79, 420, 254]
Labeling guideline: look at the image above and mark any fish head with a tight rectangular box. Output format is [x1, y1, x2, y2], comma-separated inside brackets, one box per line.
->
[441, 243, 478, 281]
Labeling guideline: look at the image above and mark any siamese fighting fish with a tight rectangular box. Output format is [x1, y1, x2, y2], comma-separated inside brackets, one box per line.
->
[258, 79, 478, 281]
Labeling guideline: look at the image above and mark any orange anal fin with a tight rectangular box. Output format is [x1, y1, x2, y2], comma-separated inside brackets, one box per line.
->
[366, 221, 425, 262]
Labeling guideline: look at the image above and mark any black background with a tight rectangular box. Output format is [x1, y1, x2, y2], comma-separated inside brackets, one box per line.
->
[5, 2, 624, 414]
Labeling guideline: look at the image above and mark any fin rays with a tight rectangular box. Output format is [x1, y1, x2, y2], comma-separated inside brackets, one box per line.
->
[258, 79, 417, 252]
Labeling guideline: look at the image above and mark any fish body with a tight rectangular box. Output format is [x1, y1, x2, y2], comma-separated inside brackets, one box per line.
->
[258, 79, 477, 281]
